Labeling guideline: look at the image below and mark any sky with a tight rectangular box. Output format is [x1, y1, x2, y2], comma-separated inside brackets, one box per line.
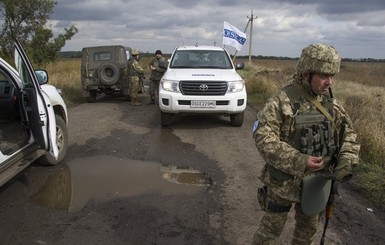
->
[50, 0, 385, 59]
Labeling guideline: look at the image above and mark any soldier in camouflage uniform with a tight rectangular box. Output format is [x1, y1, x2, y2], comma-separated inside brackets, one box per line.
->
[252, 43, 360, 244]
[128, 49, 144, 106]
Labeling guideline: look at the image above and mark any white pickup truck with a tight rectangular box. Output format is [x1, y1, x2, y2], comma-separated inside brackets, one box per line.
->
[158, 45, 247, 126]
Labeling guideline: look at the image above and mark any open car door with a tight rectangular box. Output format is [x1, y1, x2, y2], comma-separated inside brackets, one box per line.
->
[13, 40, 58, 159]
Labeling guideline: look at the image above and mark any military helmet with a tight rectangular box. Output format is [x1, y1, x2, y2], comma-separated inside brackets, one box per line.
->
[296, 43, 341, 75]
[131, 49, 139, 56]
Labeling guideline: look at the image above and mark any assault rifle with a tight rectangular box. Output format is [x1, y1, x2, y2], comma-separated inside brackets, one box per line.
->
[320, 89, 345, 245]
[139, 74, 146, 94]
[320, 181, 339, 245]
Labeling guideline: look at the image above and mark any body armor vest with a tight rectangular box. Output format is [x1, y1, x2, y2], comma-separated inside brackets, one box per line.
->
[127, 58, 139, 76]
[283, 84, 337, 159]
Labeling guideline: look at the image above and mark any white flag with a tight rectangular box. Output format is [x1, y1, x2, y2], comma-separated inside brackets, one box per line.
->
[223, 21, 247, 51]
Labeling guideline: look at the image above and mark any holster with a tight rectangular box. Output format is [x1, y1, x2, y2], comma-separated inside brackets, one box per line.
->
[257, 186, 268, 211]
[257, 186, 291, 213]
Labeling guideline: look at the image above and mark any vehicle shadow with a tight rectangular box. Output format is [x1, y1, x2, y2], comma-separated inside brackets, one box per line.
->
[170, 114, 236, 129]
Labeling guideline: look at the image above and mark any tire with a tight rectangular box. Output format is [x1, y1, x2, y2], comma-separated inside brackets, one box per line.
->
[97, 62, 120, 85]
[38, 115, 68, 166]
[161, 112, 174, 127]
[230, 111, 244, 127]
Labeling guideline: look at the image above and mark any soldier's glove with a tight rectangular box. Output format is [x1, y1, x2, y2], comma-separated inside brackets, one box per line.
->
[321, 159, 352, 182]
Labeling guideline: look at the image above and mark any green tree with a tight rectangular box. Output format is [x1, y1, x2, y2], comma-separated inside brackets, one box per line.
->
[0, 0, 78, 65]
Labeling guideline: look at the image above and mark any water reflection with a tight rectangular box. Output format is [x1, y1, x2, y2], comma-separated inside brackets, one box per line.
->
[160, 164, 212, 186]
[31, 156, 211, 212]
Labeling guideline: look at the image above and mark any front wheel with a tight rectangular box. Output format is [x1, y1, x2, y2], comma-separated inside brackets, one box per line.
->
[230, 112, 244, 127]
[38, 115, 68, 166]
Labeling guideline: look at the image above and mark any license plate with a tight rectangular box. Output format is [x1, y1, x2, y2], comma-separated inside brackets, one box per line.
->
[190, 100, 216, 108]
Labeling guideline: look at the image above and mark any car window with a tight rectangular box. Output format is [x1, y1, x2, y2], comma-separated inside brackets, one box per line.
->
[171, 51, 190, 67]
[16, 54, 34, 88]
[0, 69, 14, 99]
[170, 50, 232, 69]
[93, 52, 112, 61]
[0, 71, 6, 80]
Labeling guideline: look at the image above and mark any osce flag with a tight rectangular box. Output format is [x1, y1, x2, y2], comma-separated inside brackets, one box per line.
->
[223, 21, 247, 51]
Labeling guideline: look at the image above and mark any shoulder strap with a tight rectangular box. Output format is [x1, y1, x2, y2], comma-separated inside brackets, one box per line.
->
[293, 83, 337, 132]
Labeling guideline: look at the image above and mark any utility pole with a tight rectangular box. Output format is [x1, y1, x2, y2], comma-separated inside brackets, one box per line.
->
[232, 10, 257, 65]
[247, 10, 258, 65]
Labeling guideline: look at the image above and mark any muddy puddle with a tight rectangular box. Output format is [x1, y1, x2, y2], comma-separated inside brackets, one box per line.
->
[31, 155, 211, 212]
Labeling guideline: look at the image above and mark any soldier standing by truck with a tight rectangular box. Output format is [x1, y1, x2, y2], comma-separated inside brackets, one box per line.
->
[128, 49, 144, 106]
[148, 50, 166, 104]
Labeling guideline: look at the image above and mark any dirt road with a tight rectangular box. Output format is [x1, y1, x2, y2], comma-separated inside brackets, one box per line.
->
[0, 93, 384, 245]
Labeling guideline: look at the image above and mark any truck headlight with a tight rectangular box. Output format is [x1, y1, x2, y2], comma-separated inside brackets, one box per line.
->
[227, 80, 245, 93]
[161, 79, 180, 93]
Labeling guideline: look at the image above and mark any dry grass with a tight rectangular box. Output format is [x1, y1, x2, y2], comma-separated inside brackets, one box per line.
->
[42, 57, 385, 207]
[42, 58, 83, 106]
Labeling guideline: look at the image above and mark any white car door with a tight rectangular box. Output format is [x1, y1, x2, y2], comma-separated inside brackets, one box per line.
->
[13, 40, 58, 159]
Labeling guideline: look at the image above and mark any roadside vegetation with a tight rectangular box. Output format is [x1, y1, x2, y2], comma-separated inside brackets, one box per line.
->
[42, 57, 385, 209]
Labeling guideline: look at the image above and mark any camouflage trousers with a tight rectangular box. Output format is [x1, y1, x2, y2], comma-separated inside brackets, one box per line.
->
[149, 79, 160, 101]
[129, 76, 140, 99]
[253, 192, 319, 245]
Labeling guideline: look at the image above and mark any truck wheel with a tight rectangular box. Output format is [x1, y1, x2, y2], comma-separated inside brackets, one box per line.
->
[161, 112, 174, 126]
[97, 62, 120, 85]
[230, 112, 244, 127]
[38, 115, 68, 166]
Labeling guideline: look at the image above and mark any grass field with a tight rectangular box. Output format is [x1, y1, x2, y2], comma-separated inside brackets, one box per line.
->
[43, 57, 385, 208]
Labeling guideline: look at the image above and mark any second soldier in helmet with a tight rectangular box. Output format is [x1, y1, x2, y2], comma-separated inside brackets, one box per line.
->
[127, 49, 144, 106]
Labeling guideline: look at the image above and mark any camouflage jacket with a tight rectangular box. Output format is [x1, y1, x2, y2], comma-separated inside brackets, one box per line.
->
[149, 56, 166, 81]
[253, 76, 360, 202]
[128, 58, 144, 77]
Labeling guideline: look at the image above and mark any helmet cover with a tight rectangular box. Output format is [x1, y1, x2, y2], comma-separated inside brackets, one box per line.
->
[131, 49, 139, 56]
[296, 43, 341, 75]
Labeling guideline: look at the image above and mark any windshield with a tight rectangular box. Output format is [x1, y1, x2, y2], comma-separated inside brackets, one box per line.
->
[170, 50, 233, 69]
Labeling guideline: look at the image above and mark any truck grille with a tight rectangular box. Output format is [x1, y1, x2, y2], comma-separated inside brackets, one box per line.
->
[180, 81, 228, 96]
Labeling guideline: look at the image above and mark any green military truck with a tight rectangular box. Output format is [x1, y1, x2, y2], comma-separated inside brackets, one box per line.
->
[81, 45, 131, 102]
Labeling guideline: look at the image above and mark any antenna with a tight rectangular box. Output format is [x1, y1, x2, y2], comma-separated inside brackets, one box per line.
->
[195, 28, 198, 46]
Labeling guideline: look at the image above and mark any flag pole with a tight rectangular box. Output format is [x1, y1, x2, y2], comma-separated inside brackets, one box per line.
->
[232, 19, 250, 62]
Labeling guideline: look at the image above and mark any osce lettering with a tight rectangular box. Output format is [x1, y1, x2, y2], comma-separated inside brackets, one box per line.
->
[223, 29, 246, 45]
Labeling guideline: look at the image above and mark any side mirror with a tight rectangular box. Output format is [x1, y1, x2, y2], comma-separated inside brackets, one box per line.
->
[35, 70, 49, 85]
[235, 62, 244, 70]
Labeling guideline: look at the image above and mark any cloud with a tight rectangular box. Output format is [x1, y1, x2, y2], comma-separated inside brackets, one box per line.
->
[50, 0, 385, 58]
